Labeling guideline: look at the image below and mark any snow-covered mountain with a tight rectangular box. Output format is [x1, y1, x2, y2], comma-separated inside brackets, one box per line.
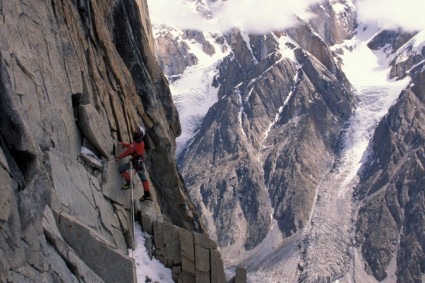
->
[150, 0, 425, 282]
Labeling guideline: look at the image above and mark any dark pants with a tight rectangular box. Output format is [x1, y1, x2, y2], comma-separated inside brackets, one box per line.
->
[118, 162, 147, 182]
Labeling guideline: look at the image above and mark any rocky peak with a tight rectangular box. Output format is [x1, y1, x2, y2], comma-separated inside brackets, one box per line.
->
[286, 21, 338, 74]
[178, 24, 356, 257]
[386, 30, 425, 79]
[367, 29, 417, 53]
[308, 0, 356, 45]
[155, 28, 200, 80]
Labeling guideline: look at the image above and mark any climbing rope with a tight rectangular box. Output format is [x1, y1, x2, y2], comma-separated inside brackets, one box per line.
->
[130, 160, 135, 250]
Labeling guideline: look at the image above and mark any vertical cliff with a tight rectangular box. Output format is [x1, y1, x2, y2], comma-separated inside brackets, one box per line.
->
[0, 0, 202, 281]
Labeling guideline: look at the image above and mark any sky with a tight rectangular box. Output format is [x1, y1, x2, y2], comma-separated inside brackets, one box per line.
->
[356, 0, 425, 32]
[147, 0, 425, 33]
[147, 0, 317, 33]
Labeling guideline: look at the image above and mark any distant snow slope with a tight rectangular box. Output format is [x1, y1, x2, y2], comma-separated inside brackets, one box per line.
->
[155, 28, 230, 156]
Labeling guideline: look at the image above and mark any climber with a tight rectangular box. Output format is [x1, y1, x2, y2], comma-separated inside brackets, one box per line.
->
[116, 126, 152, 201]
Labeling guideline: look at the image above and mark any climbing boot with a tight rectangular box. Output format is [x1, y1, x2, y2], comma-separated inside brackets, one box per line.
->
[140, 191, 152, 202]
[121, 182, 131, 190]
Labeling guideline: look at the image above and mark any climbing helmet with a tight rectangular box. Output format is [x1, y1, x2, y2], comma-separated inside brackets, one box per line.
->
[133, 126, 145, 139]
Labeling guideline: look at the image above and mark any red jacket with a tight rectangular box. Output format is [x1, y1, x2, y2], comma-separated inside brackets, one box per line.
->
[118, 141, 145, 160]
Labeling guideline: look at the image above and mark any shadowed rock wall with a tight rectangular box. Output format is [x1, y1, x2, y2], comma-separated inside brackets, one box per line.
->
[0, 0, 202, 281]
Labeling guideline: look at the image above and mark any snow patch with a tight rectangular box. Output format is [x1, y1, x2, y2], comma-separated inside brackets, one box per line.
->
[236, 88, 248, 140]
[241, 31, 259, 64]
[167, 31, 230, 156]
[272, 32, 298, 62]
[337, 26, 410, 197]
[331, 3, 346, 14]
[394, 30, 425, 65]
[330, 0, 354, 16]
[133, 223, 173, 283]
[262, 70, 299, 148]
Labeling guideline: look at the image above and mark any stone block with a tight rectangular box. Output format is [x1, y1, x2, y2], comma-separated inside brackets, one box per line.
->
[0, 146, 9, 173]
[141, 215, 154, 235]
[210, 249, 226, 283]
[153, 220, 165, 263]
[47, 150, 128, 250]
[67, 251, 104, 283]
[42, 207, 104, 282]
[180, 229, 195, 260]
[54, 210, 136, 283]
[77, 104, 112, 157]
[42, 206, 62, 239]
[90, 174, 127, 249]
[195, 244, 211, 283]
[141, 202, 156, 234]
[194, 232, 217, 249]
[195, 246, 210, 272]
[196, 269, 210, 283]
[47, 150, 99, 227]
[163, 222, 182, 266]
[234, 267, 247, 283]
[141, 213, 154, 235]
[173, 265, 182, 282]
[181, 266, 196, 283]
[80, 151, 103, 169]
[113, 204, 133, 250]
[180, 229, 195, 283]
[100, 160, 129, 207]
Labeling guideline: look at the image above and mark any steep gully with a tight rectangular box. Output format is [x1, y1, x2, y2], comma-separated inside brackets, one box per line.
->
[298, 84, 404, 282]
[245, 28, 409, 282]
[300, 36, 410, 282]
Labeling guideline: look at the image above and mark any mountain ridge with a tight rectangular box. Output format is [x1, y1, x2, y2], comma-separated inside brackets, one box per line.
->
[151, 0, 425, 282]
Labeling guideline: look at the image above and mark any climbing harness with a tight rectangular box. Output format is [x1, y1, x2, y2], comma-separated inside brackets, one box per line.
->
[132, 156, 145, 170]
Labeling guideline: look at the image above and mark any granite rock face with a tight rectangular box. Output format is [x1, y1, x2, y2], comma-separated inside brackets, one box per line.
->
[155, 29, 199, 80]
[367, 29, 417, 53]
[154, 28, 222, 82]
[308, 0, 356, 45]
[0, 0, 203, 281]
